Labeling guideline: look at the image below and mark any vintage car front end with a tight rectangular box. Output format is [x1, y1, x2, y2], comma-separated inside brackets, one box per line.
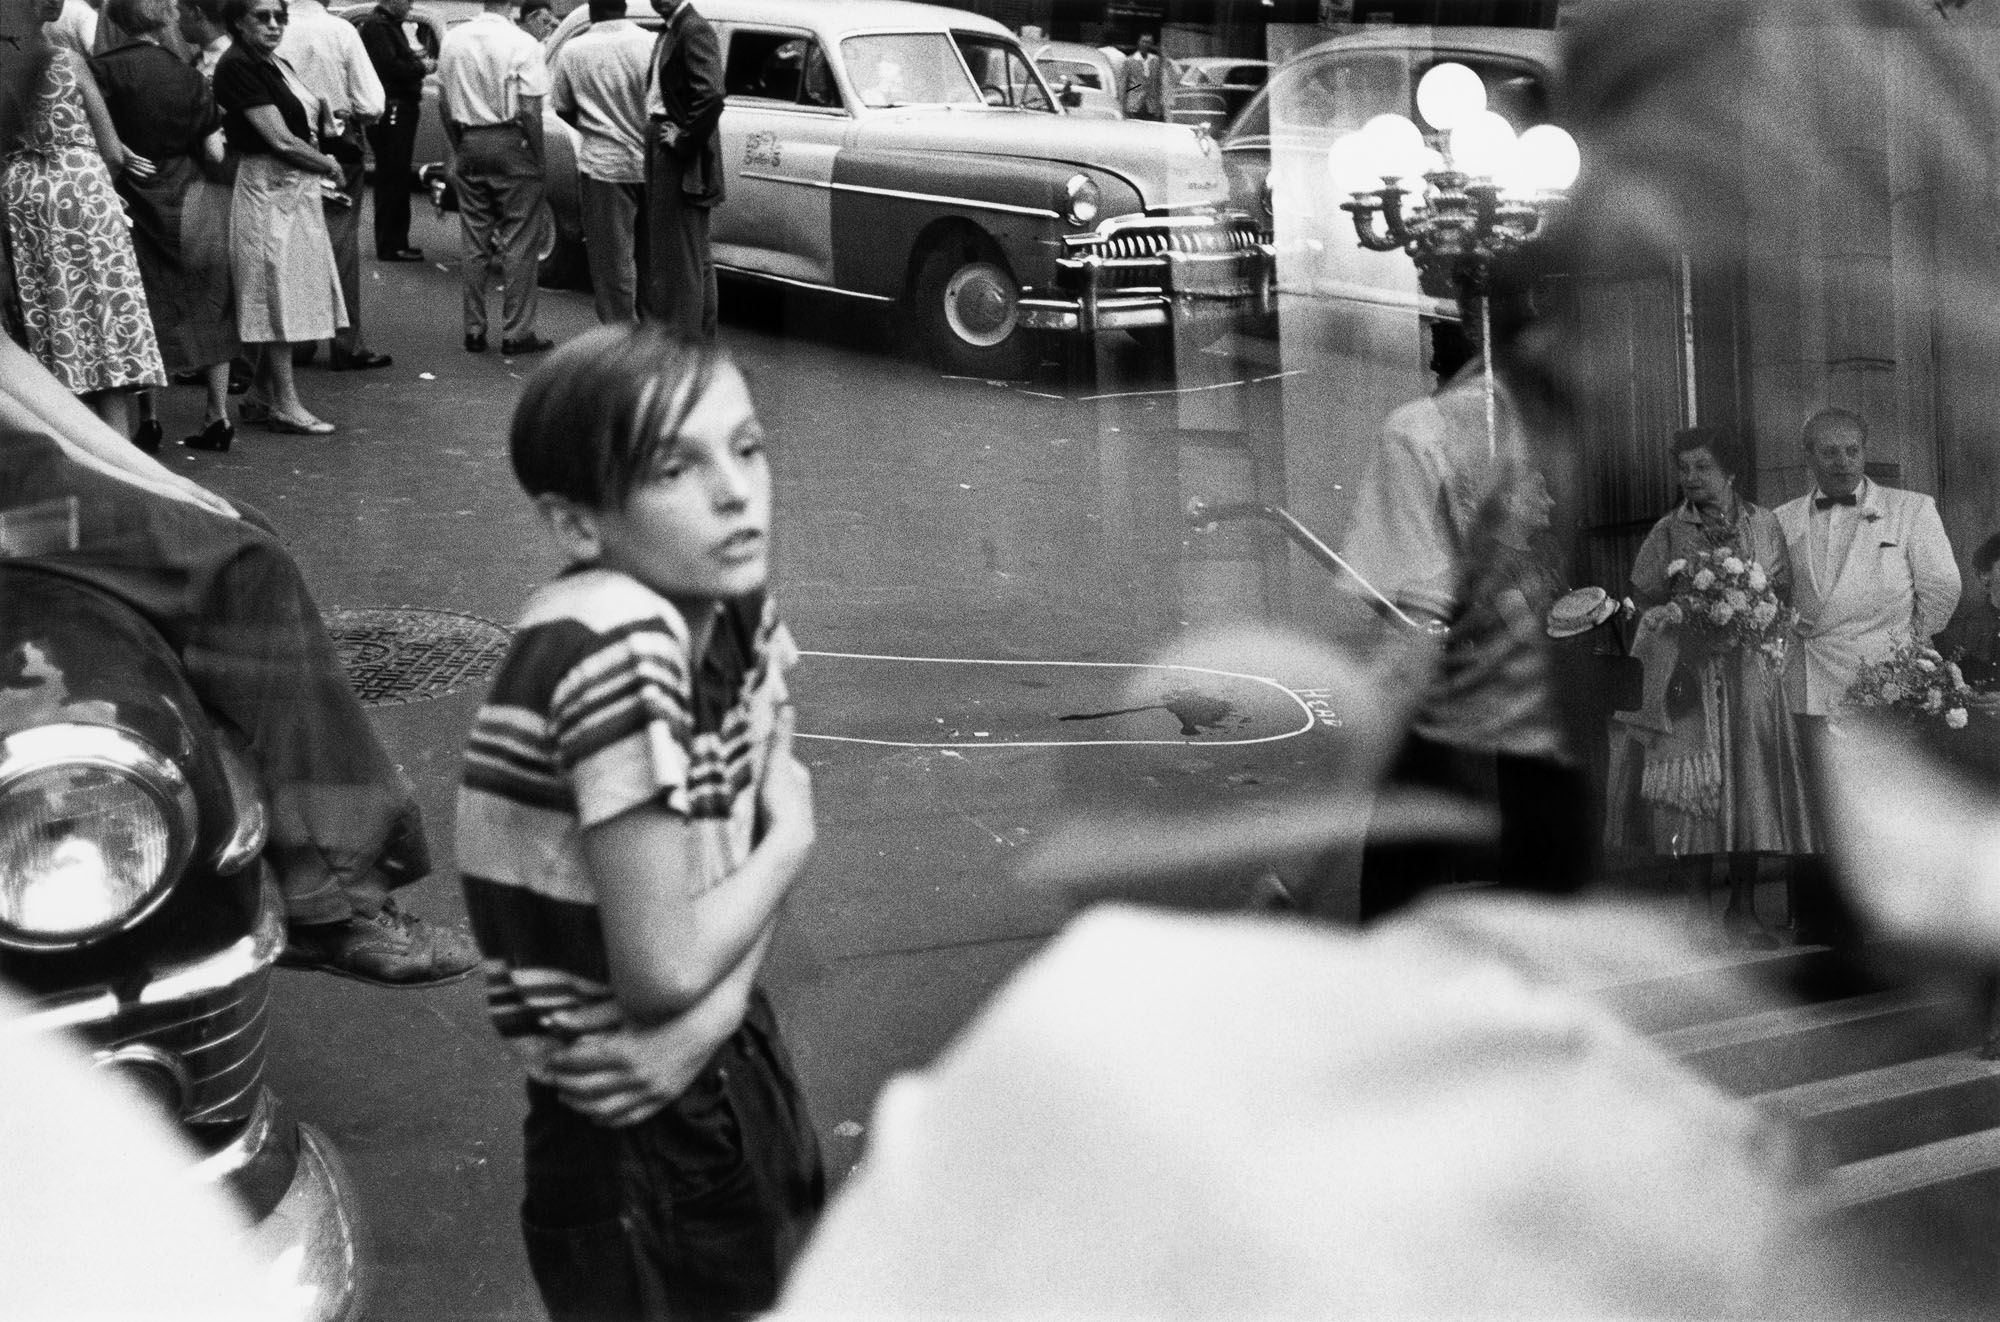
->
[1027, 206, 1273, 338]
[0, 566, 365, 1322]
[831, 107, 1275, 371]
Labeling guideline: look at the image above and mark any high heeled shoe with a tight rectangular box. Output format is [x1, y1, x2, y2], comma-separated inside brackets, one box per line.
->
[263, 409, 335, 436]
[132, 419, 163, 454]
[182, 418, 234, 452]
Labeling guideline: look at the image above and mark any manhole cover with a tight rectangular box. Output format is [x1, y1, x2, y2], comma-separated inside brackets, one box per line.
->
[326, 607, 512, 707]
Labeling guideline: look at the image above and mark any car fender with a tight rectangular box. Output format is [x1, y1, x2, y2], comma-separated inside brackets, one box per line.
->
[827, 148, 1142, 299]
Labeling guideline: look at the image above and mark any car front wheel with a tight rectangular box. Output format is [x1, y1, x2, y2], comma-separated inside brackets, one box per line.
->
[913, 242, 1036, 378]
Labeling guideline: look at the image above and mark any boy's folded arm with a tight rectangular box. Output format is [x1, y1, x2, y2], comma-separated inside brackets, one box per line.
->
[545, 926, 772, 1126]
[584, 783, 812, 1023]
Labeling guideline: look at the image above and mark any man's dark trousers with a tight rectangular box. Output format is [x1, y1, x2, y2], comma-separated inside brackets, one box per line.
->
[367, 98, 420, 255]
[641, 123, 716, 340]
[323, 158, 370, 359]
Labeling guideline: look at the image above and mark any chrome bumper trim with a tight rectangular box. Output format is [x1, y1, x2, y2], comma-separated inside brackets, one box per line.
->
[13, 878, 285, 1032]
[192, 1082, 277, 1182]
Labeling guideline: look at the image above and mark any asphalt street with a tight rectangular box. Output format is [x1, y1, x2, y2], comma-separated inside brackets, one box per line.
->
[136, 202, 1364, 1319]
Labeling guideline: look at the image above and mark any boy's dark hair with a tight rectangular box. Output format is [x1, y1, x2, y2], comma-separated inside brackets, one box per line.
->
[509, 323, 727, 511]
[587, 0, 625, 19]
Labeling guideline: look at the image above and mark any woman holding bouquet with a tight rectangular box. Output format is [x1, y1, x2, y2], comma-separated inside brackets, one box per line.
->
[1609, 427, 1814, 946]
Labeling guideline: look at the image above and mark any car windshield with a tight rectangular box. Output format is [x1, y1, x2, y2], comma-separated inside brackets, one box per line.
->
[953, 34, 1056, 111]
[841, 32, 981, 108]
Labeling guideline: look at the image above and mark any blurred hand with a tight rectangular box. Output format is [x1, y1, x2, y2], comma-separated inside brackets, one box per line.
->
[123, 152, 157, 182]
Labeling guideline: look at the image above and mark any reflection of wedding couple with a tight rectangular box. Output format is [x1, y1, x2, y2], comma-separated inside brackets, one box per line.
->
[1609, 410, 1960, 947]
[1339, 337, 1966, 951]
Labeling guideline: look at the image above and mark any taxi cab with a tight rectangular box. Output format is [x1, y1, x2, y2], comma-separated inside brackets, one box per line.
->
[541, 0, 1273, 375]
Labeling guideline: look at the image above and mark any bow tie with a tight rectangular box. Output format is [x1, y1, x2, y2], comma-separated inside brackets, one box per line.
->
[1815, 493, 1859, 510]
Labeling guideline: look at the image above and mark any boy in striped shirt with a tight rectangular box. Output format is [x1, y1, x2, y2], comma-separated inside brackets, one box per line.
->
[458, 324, 823, 1321]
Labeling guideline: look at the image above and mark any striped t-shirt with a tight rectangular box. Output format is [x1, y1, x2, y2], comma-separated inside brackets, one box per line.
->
[457, 567, 796, 1078]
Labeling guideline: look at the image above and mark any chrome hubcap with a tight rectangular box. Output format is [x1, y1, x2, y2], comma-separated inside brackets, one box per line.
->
[942, 262, 1018, 348]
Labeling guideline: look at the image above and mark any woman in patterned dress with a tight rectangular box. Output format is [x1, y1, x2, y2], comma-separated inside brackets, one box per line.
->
[1, 0, 166, 440]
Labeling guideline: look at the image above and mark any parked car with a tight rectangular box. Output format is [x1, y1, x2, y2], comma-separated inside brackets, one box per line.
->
[0, 567, 365, 1321]
[538, 0, 1273, 374]
[1169, 56, 1270, 133]
[1220, 27, 1555, 318]
[1031, 40, 1123, 119]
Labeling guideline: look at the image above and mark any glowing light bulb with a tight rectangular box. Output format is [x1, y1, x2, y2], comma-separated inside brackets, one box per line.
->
[1416, 62, 1486, 132]
[1448, 110, 1518, 181]
[1326, 131, 1374, 195]
[1359, 112, 1426, 181]
[1512, 123, 1581, 193]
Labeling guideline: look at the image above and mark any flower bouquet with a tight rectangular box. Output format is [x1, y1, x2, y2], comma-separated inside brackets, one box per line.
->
[1660, 547, 1792, 667]
[1841, 640, 1973, 729]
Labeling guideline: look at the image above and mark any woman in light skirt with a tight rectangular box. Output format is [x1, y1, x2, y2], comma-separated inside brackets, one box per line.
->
[209, 0, 344, 434]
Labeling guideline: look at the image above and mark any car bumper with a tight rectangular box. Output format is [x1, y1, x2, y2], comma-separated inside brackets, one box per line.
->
[228, 1098, 368, 1322]
[18, 880, 367, 1322]
[1027, 226, 1276, 334]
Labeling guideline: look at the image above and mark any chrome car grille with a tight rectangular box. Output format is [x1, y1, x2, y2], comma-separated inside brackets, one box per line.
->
[1071, 224, 1266, 261]
[91, 966, 271, 1130]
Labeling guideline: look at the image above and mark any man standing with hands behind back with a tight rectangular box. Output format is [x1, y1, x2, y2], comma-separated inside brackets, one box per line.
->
[357, 0, 432, 262]
[642, 0, 723, 338]
[438, 0, 553, 356]
[1776, 407, 1960, 948]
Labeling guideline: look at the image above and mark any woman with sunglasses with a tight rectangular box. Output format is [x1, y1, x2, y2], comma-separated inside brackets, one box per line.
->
[212, 0, 345, 434]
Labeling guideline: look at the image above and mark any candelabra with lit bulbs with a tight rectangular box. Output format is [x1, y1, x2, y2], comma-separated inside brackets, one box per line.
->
[1329, 62, 1580, 302]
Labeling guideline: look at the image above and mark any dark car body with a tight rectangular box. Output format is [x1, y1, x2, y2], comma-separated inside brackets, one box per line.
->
[0, 563, 364, 1321]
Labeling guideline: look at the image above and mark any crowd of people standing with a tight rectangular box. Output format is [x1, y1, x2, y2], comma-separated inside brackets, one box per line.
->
[0, 0, 730, 452]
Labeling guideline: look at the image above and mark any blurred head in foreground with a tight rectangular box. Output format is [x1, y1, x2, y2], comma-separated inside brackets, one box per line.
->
[774, 901, 1851, 1318]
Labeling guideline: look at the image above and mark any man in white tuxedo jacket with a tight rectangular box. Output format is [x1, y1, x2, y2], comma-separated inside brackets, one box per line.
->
[1776, 407, 1960, 945]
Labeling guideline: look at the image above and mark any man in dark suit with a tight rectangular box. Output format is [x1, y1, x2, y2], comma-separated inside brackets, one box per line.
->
[357, 0, 432, 261]
[642, 0, 723, 338]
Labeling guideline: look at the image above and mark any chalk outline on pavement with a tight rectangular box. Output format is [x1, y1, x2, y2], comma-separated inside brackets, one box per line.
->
[793, 650, 1317, 748]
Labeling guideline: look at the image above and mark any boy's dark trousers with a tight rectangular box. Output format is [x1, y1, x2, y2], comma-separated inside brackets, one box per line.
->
[521, 990, 825, 1322]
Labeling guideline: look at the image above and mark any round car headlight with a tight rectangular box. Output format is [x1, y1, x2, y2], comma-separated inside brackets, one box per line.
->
[0, 725, 195, 949]
[1064, 173, 1101, 226]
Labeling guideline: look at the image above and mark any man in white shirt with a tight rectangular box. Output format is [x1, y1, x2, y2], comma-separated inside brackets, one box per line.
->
[438, 0, 553, 354]
[280, 0, 394, 370]
[1775, 407, 1960, 946]
[550, 0, 653, 324]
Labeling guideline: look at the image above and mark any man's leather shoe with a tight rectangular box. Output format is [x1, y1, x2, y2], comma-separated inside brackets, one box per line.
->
[464, 332, 487, 353]
[377, 247, 424, 262]
[330, 349, 393, 372]
[501, 334, 555, 356]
